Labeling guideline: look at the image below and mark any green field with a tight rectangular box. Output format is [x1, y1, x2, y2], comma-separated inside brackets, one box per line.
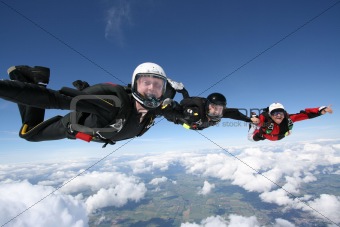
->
[87, 165, 339, 226]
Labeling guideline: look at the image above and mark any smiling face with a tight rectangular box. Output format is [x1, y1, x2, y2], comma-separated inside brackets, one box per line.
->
[206, 103, 225, 122]
[133, 74, 167, 109]
[136, 75, 165, 99]
[207, 103, 224, 118]
[270, 109, 285, 124]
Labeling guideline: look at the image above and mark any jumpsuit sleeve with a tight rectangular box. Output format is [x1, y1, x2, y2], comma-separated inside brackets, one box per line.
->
[177, 88, 190, 99]
[222, 108, 251, 122]
[159, 102, 185, 124]
[289, 107, 324, 122]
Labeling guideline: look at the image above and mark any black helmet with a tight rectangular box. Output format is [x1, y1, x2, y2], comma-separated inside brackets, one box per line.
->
[207, 93, 227, 107]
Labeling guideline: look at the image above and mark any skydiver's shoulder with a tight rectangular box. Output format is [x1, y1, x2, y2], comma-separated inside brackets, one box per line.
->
[180, 96, 206, 106]
[83, 83, 131, 95]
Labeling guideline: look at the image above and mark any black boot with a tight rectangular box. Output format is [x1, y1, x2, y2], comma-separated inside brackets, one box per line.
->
[7, 65, 50, 86]
[7, 65, 50, 129]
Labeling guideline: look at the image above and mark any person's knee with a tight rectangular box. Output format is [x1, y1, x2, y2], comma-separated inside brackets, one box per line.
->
[18, 116, 65, 142]
[19, 125, 42, 142]
[248, 124, 264, 142]
[248, 134, 256, 142]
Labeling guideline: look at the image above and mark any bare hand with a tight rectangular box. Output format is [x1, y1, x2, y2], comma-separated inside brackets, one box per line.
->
[251, 117, 260, 124]
[321, 105, 333, 114]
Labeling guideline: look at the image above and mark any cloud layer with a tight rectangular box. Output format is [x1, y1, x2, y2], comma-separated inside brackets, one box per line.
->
[1, 140, 339, 226]
[0, 180, 88, 227]
[180, 215, 296, 227]
[60, 171, 147, 213]
[105, 1, 131, 45]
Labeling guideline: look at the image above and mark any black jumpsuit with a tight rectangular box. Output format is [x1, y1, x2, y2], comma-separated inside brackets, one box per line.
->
[162, 96, 251, 130]
[0, 80, 156, 144]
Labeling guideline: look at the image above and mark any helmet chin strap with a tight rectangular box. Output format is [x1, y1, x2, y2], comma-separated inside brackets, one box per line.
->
[135, 101, 147, 111]
[142, 93, 162, 108]
[145, 93, 157, 99]
[133, 91, 162, 109]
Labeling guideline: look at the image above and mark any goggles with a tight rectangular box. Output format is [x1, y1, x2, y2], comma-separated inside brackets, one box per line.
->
[133, 74, 167, 109]
[208, 116, 222, 122]
[141, 94, 162, 109]
[207, 104, 224, 122]
[207, 103, 224, 118]
[271, 110, 284, 117]
[136, 74, 167, 90]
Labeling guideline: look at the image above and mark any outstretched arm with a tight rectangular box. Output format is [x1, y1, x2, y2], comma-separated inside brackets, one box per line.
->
[320, 105, 333, 114]
[289, 105, 333, 122]
[223, 108, 252, 122]
[158, 100, 186, 124]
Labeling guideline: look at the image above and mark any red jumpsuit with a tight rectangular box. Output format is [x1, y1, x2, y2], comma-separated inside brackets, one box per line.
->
[252, 107, 326, 141]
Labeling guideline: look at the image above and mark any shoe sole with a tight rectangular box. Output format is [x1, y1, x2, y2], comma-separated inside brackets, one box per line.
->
[7, 65, 50, 85]
[7, 66, 17, 76]
[7, 65, 49, 75]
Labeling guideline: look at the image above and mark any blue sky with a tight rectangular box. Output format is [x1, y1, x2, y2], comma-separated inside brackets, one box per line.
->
[0, 0, 339, 162]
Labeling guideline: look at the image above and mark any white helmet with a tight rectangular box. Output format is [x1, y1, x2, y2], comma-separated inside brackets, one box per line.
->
[131, 62, 167, 108]
[269, 102, 285, 114]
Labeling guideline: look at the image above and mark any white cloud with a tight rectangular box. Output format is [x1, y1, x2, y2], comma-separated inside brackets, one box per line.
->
[303, 143, 322, 152]
[305, 194, 340, 224]
[0, 180, 88, 227]
[198, 180, 215, 195]
[149, 176, 168, 185]
[180, 215, 260, 227]
[0, 160, 93, 185]
[1, 139, 339, 226]
[273, 218, 296, 227]
[105, 1, 131, 44]
[94, 215, 106, 225]
[85, 181, 146, 213]
[128, 152, 180, 174]
[181, 215, 296, 227]
[181, 215, 228, 227]
[260, 188, 293, 206]
[59, 171, 147, 213]
[227, 215, 260, 227]
[60, 171, 126, 193]
[332, 144, 340, 151]
[126, 141, 340, 223]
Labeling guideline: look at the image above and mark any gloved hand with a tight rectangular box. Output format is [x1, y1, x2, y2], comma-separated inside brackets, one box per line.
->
[184, 107, 199, 117]
[250, 112, 260, 124]
[161, 98, 177, 110]
[167, 78, 184, 91]
[73, 80, 90, 91]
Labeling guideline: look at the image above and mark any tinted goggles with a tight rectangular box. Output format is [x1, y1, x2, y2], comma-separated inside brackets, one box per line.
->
[207, 103, 224, 118]
[142, 94, 162, 109]
[271, 110, 284, 116]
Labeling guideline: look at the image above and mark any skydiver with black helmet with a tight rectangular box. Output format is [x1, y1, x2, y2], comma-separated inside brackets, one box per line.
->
[162, 89, 259, 130]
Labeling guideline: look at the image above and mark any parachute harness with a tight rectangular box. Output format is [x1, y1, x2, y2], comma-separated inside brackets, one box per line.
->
[261, 111, 294, 138]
